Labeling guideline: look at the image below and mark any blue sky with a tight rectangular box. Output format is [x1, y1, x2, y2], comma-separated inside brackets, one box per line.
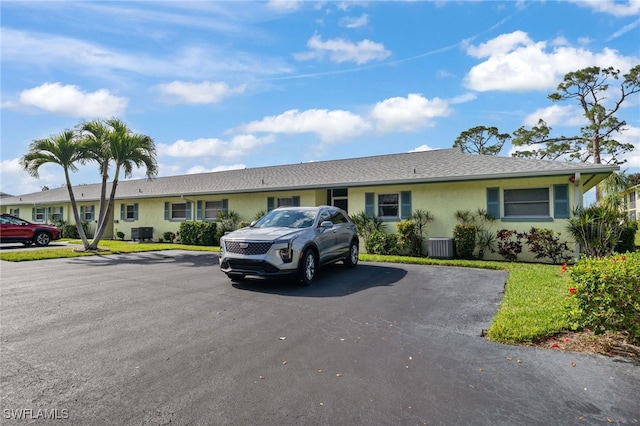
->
[1, 0, 639, 197]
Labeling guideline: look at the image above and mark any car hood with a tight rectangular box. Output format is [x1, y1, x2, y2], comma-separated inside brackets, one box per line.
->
[223, 226, 306, 241]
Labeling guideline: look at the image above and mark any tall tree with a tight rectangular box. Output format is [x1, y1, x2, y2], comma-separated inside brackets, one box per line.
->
[512, 65, 640, 199]
[20, 130, 91, 248]
[452, 126, 510, 155]
[82, 118, 158, 250]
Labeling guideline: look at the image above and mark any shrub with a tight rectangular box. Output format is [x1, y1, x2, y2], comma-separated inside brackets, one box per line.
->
[178, 221, 218, 246]
[568, 252, 640, 345]
[453, 224, 476, 259]
[615, 221, 638, 253]
[351, 212, 385, 242]
[365, 230, 399, 255]
[523, 227, 573, 265]
[566, 205, 625, 257]
[163, 231, 176, 243]
[116, 231, 125, 241]
[396, 220, 422, 257]
[496, 229, 524, 262]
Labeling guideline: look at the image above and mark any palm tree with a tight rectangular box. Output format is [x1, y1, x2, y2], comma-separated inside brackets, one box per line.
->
[84, 118, 158, 250]
[20, 130, 91, 248]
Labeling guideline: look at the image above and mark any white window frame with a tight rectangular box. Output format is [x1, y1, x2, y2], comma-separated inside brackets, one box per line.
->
[377, 193, 399, 218]
[81, 205, 95, 221]
[34, 207, 46, 222]
[125, 204, 136, 220]
[171, 202, 187, 220]
[204, 200, 224, 220]
[503, 187, 550, 218]
[277, 197, 295, 207]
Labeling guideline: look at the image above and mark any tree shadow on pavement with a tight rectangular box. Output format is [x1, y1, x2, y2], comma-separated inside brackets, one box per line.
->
[67, 250, 217, 267]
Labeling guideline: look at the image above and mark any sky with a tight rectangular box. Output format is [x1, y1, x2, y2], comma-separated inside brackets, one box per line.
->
[1, 0, 639, 198]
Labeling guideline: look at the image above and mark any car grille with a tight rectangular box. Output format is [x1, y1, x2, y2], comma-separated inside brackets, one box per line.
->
[224, 240, 273, 255]
[226, 259, 280, 273]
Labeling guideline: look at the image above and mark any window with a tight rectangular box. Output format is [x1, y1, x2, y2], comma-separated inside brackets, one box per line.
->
[80, 205, 95, 221]
[378, 194, 399, 218]
[630, 192, 636, 210]
[9, 208, 19, 216]
[205, 201, 223, 219]
[121, 203, 139, 221]
[50, 206, 63, 221]
[503, 188, 549, 217]
[328, 188, 348, 212]
[33, 207, 46, 222]
[171, 203, 187, 219]
[267, 196, 300, 211]
[164, 202, 191, 221]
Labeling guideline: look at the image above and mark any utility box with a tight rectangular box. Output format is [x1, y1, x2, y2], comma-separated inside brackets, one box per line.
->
[428, 238, 454, 259]
[131, 227, 153, 242]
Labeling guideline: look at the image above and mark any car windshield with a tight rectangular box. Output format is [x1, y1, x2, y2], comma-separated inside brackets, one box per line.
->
[253, 209, 317, 229]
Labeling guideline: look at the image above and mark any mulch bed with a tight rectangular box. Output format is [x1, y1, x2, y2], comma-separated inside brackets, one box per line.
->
[535, 330, 640, 359]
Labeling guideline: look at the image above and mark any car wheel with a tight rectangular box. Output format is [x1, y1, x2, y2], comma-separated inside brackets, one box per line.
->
[299, 248, 317, 286]
[33, 232, 51, 247]
[227, 273, 245, 282]
[344, 240, 359, 268]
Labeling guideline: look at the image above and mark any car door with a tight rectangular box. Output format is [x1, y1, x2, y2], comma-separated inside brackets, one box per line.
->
[328, 210, 352, 257]
[314, 208, 336, 264]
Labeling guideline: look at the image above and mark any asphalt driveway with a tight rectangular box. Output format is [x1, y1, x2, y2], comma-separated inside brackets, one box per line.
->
[1, 251, 638, 425]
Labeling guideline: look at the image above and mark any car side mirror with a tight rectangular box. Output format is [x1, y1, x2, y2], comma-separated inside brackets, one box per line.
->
[320, 221, 333, 229]
[250, 220, 257, 227]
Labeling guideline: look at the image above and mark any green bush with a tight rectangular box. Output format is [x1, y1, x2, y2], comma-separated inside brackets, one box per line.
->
[495, 229, 524, 262]
[566, 205, 625, 257]
[615, 221, 638, 253]
[365, 230, 399, 255]
[568, 252, 640, 345]
[351, 211, 385, 242]
[396, 220, 422, 257]
[453, 224, 476, 259]
[163, 231, 176, 242]
[178, 221, 218, 246]
[61, 221, 91, 239]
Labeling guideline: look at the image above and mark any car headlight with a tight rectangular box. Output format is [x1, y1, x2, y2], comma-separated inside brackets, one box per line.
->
[275, 237, 297, 263]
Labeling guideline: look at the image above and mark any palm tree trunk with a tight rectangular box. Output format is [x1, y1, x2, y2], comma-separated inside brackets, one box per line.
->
[65, 170, 90, 249]
[88, 171, 120, 250]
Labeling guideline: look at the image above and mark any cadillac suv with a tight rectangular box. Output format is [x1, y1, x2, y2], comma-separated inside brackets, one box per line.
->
[219, 206, 359, 285]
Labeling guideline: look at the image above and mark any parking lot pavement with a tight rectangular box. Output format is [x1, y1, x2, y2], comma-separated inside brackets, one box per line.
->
[1, 251, 638, 425]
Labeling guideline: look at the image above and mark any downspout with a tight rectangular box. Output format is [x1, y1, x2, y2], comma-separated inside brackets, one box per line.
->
[572, 172, 581, 259]
[181, 195, 196, 221]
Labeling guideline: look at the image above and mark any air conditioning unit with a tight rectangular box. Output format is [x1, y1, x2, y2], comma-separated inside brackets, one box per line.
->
[428, 238, 454, 259]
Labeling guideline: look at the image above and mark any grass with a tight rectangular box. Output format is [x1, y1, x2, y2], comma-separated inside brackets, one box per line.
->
[0, 241, 573, 345]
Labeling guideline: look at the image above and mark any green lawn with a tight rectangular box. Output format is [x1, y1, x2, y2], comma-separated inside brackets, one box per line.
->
[0, 241, 573, 345]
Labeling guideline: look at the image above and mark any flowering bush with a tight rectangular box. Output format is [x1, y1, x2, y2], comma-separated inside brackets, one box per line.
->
[567, 252, 640, 345]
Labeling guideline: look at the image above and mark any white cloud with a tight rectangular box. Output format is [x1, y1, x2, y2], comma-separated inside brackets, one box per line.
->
[294, 34, 391, 65]
[370, 94, 452, 132]
[186, 164, 247, 174]
[158, 134, 275, 159]
[17, 83, 127, 118]
[523, 105, 586, 127]
[238, 109, 371, 142]
[567, 0, 640, 17]
[409, 144, 436, 152]
[155, 81, 247, 104]
[0, 158, 62, 196]
[618, 126, 640, 169]
[267, 0, 301, 11]
[339, 13, 368, 28]
[464, 31, 639, 92]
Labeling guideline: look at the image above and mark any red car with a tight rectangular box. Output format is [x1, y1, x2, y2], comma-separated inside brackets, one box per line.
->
[0, 213, 61, 247]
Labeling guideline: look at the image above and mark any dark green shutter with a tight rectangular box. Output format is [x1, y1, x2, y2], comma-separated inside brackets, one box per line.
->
[365, 193, 375, 217]
[164, 202, 169, 220]
[553, 184, 569, 219]
[222, 199, 229, 213]
[196, 201, 203, 220]
[32, 208, 36, 221]
[292, 196, 300, 207]
[133, 203, 139, 220]
[267, 197, 274, 211]
[400, 191, 412, 219]
[185, 201, 192, 221]
[486, 187, 500, 218]
[120, 204, 125, 220]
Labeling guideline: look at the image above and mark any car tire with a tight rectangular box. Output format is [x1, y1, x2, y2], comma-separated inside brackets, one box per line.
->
[299, 248, 317, 286]
[33, 232, 51, 247]
[344, 240, 359, 268]
[227, 273, 245, 282]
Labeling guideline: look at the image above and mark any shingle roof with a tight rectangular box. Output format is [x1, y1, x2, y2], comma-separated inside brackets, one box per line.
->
[1, 149, 618, 205]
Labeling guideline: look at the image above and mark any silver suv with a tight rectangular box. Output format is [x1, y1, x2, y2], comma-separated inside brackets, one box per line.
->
[219, 206, 359, 285]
